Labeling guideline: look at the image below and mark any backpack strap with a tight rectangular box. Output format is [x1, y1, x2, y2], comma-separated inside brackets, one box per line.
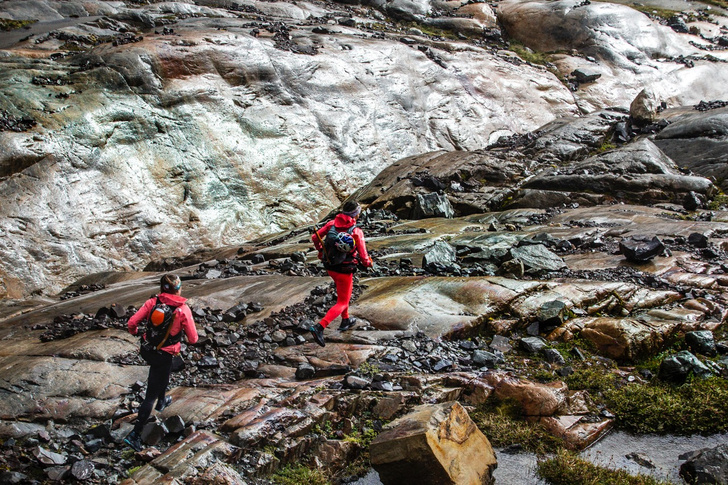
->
[155, 310, 175, 350]
[146, 296, 178, 350]
[315, 228, 333, 265]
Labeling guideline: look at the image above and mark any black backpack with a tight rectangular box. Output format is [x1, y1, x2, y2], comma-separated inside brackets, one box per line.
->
[322, 225, 357, 271]
[144, 297, 182, 349]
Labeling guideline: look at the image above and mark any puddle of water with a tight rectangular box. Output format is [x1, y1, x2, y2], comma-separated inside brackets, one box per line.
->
[0, 17, 101, 50]
[583, 430, 728, 484]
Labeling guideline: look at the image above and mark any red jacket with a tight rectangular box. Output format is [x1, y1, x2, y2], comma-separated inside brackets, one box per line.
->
[312, 213, 372, 267]
[128, 293, 198, 355]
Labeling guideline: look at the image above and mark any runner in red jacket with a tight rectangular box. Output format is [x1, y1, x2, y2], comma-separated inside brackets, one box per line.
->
[309, 201, 372, 347]
[124, 274, 198, 452]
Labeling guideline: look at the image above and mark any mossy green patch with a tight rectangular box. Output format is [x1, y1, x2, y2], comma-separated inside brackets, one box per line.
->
[471, 399, 564, 455]
[628, 5, 681, 20]
[564, 368, 618, 395]
[508, 41, 554, 66]
[707, 191, 728, 210]
[0, 19, 38, 31]
[538, 449, 673, 485]
[605, 377, 728, 434]
[271, 465, 330, 485]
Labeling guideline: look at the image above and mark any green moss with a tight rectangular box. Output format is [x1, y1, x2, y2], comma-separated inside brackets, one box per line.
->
[707, 191, 728, 210]
[564, 368, 618, 394]
[271, 465, 330, 485]
[126, 465, 143, 477]
[471, 399, 564, 455]
[537, 449, 673, 485]
[121, 449, 137, 460]
[532, 369, 558, 383]
[629, 5, 681, 20]
[605, 377, 728, 434]
[343, 426, 378, 447]
[358, 361, 381, 377]
[0, 18, 37, 31]
[509, 41, 554, 66]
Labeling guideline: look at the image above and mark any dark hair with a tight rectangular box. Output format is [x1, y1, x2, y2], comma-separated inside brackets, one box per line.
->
[160, 274, 181, 293]
[342, 200, 359, 213]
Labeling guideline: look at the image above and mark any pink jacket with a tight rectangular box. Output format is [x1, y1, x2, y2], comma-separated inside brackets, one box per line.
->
[128, 292, 198, 354]
[312, 213, 372, 267]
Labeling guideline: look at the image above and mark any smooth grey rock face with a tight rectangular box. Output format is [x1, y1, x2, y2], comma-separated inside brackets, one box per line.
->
[0, 0, 727, 300]
[653, 107, 728, 191]
[0, 0, 577, 298]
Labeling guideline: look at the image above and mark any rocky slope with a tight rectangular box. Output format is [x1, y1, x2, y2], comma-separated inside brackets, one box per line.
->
[1, 101, 728, 484]
[1, 0, 727, 298]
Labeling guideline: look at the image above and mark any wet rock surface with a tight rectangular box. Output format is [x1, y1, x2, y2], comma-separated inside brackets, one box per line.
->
[1, 0, 728, 483]
[2, 191, 728, 482]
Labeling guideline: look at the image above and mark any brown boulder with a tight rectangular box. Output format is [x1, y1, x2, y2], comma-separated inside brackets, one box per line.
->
[370, 401, 497, 485]
[483, 371, 567, 416]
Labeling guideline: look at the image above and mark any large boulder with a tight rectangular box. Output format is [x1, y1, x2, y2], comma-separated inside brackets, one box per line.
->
[497, 0, 684, 64]
[522, 139, 714, 205]
[370, 401, 497, 485]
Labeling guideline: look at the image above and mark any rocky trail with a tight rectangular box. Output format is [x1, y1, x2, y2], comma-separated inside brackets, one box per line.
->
[2, 0, 728, 484]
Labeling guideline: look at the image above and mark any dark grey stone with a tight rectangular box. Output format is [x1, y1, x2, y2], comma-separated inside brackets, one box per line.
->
[83, 438, 103, 453]
[71, 460, 95, 481]
[344, 375, 370, 389]
[683, 191, 702, 211]
[538, 300, 567, 329]
[685, 330, 716, 356]
[490, 335, 512, 353]
[519, 337, 547, 354]
[572, 68, 601, 83]
[543, 348, 566, 364]
[141, 422, 168, 446]
[556, 366, 574, 377]
[688, 232, 709, 248]
[164, 415, 186, 434]
[472, 349, 504, 368]
[46, 466, 69, 481]
[422, 240, 456, 268]
[509, 245, 566, 272]
[0, 471, 30, 484]
[619, 236, 665, 262]
[680, 443, 728, 485]
[658, 350, 713, 383]
[296, 363, 316, 380]
[371, 381, 394, 392]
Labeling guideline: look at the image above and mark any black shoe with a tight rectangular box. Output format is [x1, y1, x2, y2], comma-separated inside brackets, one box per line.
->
[338, 318, 357, 331]
[155, 396, 172, 412]
[309, 323, 325, 347]
[123, 430, 143, 452]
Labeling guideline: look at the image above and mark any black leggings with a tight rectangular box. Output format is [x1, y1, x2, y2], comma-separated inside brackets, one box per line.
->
[134, 350, 173, 433]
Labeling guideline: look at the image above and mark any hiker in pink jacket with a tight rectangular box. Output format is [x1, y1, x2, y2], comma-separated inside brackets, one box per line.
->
[123, 274, 198, 452]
